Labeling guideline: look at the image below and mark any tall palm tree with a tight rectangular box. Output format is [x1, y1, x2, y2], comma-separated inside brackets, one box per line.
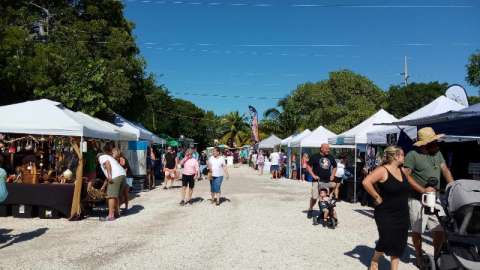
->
[220, 111, 250, 146]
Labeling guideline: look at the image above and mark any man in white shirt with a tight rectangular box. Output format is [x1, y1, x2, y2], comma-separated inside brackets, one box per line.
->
[98, 142, 127, 221]
[269, 148, 281, 179]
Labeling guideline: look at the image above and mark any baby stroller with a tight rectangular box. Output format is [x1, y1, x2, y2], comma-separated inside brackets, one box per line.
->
[313, 196, 338, 229]
[426, 180, 480, 270]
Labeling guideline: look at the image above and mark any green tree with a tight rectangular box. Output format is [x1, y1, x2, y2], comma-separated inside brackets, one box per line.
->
[385, 82, 448, 118]
[220, 111, 250, 146]
[261, 70, 386, 135]
[466, 50, 480, 93]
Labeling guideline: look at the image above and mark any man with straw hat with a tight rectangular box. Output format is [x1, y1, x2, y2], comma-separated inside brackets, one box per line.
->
[403, 127, 454, 267]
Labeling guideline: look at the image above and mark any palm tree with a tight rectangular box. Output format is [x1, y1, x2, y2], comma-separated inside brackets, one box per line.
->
[220, 111, 250, 146]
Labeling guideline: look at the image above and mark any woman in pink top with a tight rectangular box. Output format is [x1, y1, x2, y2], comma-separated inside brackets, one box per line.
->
[179, 149, 199, 206]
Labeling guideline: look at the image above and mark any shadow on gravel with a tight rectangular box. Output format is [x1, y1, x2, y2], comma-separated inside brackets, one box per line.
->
[219, 197, 231, 205]
[354, 209, 374, 219]
[301, 210, 321, 219]
[345, 244, 417, 267]
[123, 205, 145, 216]
[0, 228, 48, 250]
[189, 197, 205, 204]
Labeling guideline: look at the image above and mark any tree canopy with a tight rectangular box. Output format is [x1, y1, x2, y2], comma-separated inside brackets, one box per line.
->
[262, 70, 386, 136]
[466, 50, 480, 93]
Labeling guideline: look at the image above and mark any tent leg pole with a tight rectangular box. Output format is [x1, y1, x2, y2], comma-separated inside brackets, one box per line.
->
[354, 144, 357, 204]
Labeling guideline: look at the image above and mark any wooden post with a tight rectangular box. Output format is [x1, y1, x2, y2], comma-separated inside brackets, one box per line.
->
[69, 138, 84, 220]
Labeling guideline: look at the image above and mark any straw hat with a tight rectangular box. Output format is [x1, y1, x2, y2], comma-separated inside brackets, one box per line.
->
[413, 127, 445, 147]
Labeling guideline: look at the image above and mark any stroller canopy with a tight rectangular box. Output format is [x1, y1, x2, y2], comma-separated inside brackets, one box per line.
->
[446, 180, 480, 213]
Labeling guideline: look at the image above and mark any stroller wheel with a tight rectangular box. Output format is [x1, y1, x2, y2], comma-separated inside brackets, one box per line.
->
[420, 254, 436, 270]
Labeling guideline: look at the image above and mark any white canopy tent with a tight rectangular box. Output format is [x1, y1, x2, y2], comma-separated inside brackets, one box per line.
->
[290, 126, 336, 177]
[113, 114, 153, 141]
[328, 109, 398, 202]
[366, 95, 466, 145]
[74, 112, 137, 141]
[288, 129, 312, 148]
[280, 135, 294, 146]
[329, 109, 398, 146]
[294, 126, 336, 148]
[258, 134, 282, 150]
[0, 99, 118, 140]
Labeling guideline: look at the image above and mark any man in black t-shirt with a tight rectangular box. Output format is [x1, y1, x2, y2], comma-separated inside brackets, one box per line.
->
[163, 147, 178, 189]
[306, 144, 337, 219]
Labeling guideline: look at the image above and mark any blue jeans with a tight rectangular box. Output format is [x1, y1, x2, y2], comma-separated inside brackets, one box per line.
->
[210, 176, 224, 193]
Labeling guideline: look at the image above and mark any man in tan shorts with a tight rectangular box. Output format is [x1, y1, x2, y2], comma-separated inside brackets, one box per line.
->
[403, 127, 454, 267]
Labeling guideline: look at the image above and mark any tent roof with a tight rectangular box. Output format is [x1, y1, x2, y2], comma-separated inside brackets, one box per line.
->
[366, 96, 467, 144]
[377, 97, 472, 127]
[330, 109, 398, 145]
[280, 135, 294, 146]
[75, 112, 137, 141]
[289, 129, 312, 147]
[297, 126, 337, 148]
[113, 114, 153, 141]
[0, 99, 118, 139]
[258, 134, 282, 149]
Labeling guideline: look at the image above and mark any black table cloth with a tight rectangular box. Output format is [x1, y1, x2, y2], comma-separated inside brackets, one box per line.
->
[1, 183, 74, 217]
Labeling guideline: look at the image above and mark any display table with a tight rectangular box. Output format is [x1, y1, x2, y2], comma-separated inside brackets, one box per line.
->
[1, 183, 75, 217]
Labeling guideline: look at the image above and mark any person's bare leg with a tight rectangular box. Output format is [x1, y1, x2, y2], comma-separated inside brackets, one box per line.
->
[108, 198, 116, 218]
[187, 187, 193, 202]
[123, 187, 129, 209]
[369, 251, 383, 270]
[334, 183, 340, 199]
[412, 232, 423, 266]
[181, 186, 186, 202]
[433, 230, 445, 257]
[309, 198, 316, 211]
[115, 198, 120, 217]
[390, 256, 399, 270]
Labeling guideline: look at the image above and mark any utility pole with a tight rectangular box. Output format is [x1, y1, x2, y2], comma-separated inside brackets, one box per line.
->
[400, 56, 409, 86]
[29, 2, 51, 38]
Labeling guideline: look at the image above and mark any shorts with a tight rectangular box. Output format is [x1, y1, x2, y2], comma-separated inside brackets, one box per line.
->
[408, 198, 445, 234]
[164, 168, 176, 178]
[319, 202, 329, 213]
[210, 176, 224, 193]
[270, 165, 280, 172]
[200, 165, 207, 175]
[311, 181, 335, 199]
[182, 174, 195, 189]
[334, 177, 343, 184]
[106, 175, 126, 199]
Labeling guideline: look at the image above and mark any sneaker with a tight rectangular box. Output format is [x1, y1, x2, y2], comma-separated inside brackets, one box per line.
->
[179, 200, 185, 206]
[307, 210, 313, 219]
[216, 200, 220, 206]
[163, 186, 168, 190]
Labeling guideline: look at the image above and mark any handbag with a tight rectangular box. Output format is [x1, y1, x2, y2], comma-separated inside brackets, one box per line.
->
[0, 168, 8, 203]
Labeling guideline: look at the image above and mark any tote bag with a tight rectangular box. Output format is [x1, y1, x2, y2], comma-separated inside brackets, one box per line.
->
[0, 168, 8, 203]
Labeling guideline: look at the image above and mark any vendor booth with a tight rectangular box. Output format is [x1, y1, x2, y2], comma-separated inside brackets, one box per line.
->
[0, 99, 123, 219]
[379, 103, 480, 181]
[258, 134, 282, 150]
[328, 109, 398, 202]
[367, 95, 466, 145]
[291, 126, 336, 177]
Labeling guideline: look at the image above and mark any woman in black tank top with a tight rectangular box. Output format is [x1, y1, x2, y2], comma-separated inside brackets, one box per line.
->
[362, 146, 427, 270]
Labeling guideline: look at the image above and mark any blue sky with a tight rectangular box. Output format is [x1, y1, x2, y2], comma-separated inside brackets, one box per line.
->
[123, 0, 480, 117]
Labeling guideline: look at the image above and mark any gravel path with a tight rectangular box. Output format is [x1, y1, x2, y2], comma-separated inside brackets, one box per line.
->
[0, 166, 431, 270]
